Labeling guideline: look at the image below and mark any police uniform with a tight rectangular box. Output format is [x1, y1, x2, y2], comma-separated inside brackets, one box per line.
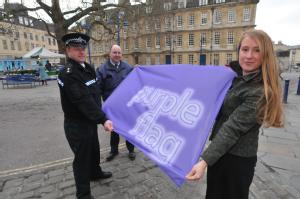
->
[58, 33, 112, 199]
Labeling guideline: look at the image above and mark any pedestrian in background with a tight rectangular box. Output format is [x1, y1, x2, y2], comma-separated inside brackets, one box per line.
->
[96, 44, 136, 161]
[38, 61, 48, 86]
[186, 29, 284, 199]
[57, 32, 113, 199]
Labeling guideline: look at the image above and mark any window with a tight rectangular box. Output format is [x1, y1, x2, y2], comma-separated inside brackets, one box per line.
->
[41, 36, 44, 42]
[124, 39, 129, 50]
[146, 56, 151, 65]
[164, 2, 172, 11]
[155, 21, 161, 30]
[146, 6, 152, 14]
[24, 17, 29, 26]
[177, 55, 182, 64]
[214, 32, 220, 45]
[227, 32, 234, 45]
[48, 38, 51, 45]
[243, 8, 251, 22]
[25, 42, 29, 51]
[214, 9, 222, 24]
[29, 19, 34, 26]
[188, 33, 194, 46]
[15, 31, 19, 38]
[31, 43, 34, 49]
[53, 38, 56, 46]
[146, 36, 152, 48]
[155, 35, 160, 48]
[35, 35, 39, 41]
[146, 21, 150, 31]
[134, 37, 139, 49]
[199, 0, 208, 6]
[178, 0, 185, 8]
[165, 17, 172, 30]
[10, 41, 15, 50]
[215, 0, 225, 3]
[200, 33, 206, 46]
[188, 54, 194, 64]
[228, 8, 236, 23]
[156, 55, 160, 64]
[23, 32, 27, 39]
[165, 35, 171, 47]
[2, 40, 8, 50]
[132, 22, 137, 31]
[188, 14, 195, 26]
[29, 33, 33, 40]
[177, 35, 182, 47]
[213, 53, 219, 65]
[17, 41, 22, 50]
[177, 16, 183, 27]
[201, 13, 208, 25]
[226, 53, 233, 64]
[18, 16, 23, 24]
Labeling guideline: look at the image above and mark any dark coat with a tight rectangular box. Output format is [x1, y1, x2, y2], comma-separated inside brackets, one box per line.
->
[96, 60, 133, 101]
[201, 62, 264, 166]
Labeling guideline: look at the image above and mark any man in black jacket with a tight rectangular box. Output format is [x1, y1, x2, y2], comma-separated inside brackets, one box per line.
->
[58, 33, 113, 199]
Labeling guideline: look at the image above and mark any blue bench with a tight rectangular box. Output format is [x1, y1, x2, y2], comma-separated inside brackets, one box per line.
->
[2, 74, 40, 89]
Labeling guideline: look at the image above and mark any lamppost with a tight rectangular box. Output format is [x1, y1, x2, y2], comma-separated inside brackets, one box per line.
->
[199, 35, 204, 65]
[81, 20, 92, 65]
[210, 6, 215, 65]
[116, 11, 125, 46]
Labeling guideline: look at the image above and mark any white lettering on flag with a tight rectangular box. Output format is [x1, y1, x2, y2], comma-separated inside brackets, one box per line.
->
[127, 86, 204, 164]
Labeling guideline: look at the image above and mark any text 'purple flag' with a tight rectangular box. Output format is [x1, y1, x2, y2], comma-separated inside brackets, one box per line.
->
[102, 64, 236, 186]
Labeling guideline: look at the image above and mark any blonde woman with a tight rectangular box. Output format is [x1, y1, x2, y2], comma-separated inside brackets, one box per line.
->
[186, 29, 283, 199]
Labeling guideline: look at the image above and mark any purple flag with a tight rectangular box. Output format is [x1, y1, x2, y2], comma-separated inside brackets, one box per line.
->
[102, 64, 236, 186]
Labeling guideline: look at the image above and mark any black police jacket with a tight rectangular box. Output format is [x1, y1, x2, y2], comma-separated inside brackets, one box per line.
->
[57, 58, 107, 124]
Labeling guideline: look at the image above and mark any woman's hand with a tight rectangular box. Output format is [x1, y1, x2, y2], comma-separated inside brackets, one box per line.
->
[185, 160, 208, 181]
[104, 120, 113, 132]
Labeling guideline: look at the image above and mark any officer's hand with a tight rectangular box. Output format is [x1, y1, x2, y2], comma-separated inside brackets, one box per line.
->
[104, 120, 113, 132]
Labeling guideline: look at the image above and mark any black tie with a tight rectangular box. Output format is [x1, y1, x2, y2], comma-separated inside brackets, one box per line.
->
[115, 64, 119, 69]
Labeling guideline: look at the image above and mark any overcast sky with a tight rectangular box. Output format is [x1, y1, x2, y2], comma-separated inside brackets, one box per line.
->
[256, 0, 300, 46]
[1, 0, 300, 45]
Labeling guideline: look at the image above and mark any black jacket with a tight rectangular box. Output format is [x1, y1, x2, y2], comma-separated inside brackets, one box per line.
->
[57, 58, 107, 124]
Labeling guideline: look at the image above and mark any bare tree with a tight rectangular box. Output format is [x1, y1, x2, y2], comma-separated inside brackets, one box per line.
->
[1, 0, 131, 53]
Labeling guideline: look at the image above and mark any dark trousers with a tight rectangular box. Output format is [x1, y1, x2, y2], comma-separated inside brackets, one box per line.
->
[110, 131, 134, 154]
[206, 153, 257, 199]
[64, 118, 102, 199]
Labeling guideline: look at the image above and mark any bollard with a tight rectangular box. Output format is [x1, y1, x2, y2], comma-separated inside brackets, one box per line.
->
[283, 79, 290, 104]
[297, 77, 300, 95]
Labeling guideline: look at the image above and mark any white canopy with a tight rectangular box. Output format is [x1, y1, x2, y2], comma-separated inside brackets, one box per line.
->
[22, 47, 65, 59]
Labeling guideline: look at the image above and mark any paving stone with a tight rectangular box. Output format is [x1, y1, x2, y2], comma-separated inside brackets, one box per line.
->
[39, 185, 56, 194]
[261, 154, 300, 172]
[3, 178, 23, 189]
[21, 182, 41, 192]
[58, 180, 75, 189]
[12, 190, 35, 199]
[92, 184, 111, 197]
[48, 169, 65, 178]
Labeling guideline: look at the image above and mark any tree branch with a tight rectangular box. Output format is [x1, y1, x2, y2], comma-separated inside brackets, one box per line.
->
[37, 19, 56, 39]
[62, 7, 83, 15]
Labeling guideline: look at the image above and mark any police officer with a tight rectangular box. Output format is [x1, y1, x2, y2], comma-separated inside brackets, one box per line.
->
[58, 32, 113, 199]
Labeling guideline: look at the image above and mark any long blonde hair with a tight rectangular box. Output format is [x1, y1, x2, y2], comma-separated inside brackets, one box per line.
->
[238, 29, 284, 127]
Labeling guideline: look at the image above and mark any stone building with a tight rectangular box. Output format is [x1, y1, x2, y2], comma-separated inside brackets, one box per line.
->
[0, 3, 58, 60]
[89, 0, 259, 66]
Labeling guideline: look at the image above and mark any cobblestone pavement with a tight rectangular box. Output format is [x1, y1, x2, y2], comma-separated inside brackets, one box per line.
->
[0, 79, 299, 199]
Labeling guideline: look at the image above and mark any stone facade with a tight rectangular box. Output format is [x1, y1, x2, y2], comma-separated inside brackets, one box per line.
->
[90, 0, 259, 66]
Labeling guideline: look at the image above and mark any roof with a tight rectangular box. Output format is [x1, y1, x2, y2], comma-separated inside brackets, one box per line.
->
[22, 47, 65, 59]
